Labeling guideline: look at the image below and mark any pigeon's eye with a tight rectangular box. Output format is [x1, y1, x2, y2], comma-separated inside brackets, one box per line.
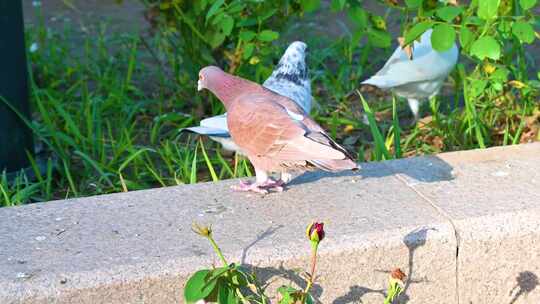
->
[199, 75, 203, 80]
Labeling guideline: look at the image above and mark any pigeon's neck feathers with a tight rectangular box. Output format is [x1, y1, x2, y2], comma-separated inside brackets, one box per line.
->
[208, 72, 259, 109]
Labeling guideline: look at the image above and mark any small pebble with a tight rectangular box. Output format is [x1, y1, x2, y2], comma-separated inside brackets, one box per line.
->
[16, 272, 32, 279]
[35, 236, 46, 242]
[493, 171, 509, 177]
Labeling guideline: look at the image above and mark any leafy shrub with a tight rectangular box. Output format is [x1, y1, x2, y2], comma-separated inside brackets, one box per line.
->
[395, 0, 539, 147]
[142, 0, 310, 83]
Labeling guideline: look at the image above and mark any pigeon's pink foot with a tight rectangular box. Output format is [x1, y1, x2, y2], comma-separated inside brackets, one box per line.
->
[261, 179, 285, 192]
[231, 180, 269, 194]
[231, 179, 285, 194]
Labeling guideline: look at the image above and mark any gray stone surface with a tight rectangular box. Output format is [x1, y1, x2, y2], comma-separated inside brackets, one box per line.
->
[1, 142, 540, 303]
[384, 143, 540, 303]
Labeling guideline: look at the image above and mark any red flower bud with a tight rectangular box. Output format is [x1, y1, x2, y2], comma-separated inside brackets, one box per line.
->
[390, 268, 406, 282]
[306, 222, 325, 243]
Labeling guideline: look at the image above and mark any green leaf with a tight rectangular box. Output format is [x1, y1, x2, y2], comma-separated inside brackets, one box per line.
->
[194, 0, 209, 13]
[257, 30, 279, 42]
[227, 2, 245, 14]
[259, 8, 278, 22]
[230, 270, 248, 286]
[330, 0, 347, 11]
[460, 27, 475, 49]
[239, 30, 256, 42]
[470, 79, 488, 97]
[512, 21, 536, 44]
[206, 266, 232, 283]
[301, 0, 321, 12]
[477, 0, 500, 20]
[464, 16, 484, 26]
[431, 24, 456, 51]
[498, 20, 512, 38]
[436, 6, 464, 22]
[404, 21, 433, 45]
[367, 29, 392, 48]
[277, 286, 303, 304]
[218, 284, 238, 304]
[220, 15, 234, 36]
[347, 7, 368, 29]
[242, 43, 255, 59]
[237, 18, 257, 27]
[491, 67, 510, 82]
[184, 270, 218, 303]
[405, 0, 423, 8]
[206, 0, 225, 21]
[208, 32, 226, 48]
[519, 0, 537, 10]
[470, 36, 501, 60]
[211, 12, 225, 26]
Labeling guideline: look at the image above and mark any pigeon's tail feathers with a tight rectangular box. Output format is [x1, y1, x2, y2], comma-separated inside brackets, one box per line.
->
[209, 136, 243, 153]
[309, 158, 359, 172]
[305, 132, 356, 160]
[181, 114, 229, 137]
[361, 76, 399, 90]
[200, 114, 228, 131]
[182, 126, 230, 138]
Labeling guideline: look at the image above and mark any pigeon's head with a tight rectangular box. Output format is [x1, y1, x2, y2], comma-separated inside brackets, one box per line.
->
[281, 41, 307, 63]
[270, 41, 309, 84]
[198, 66, 224, 91]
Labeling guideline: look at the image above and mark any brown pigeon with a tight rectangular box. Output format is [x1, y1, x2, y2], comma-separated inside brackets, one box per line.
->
[197, 66, 357, 194]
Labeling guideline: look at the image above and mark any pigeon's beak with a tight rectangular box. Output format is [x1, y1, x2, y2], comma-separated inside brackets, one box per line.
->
[197, 80, 203, 91]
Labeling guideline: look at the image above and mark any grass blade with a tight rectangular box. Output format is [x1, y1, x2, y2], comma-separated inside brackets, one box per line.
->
[358, 91, 391, 161]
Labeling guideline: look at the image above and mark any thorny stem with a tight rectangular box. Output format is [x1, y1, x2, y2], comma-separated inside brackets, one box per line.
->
[302, 242, 319, 303]
[207, 235, 228, 267]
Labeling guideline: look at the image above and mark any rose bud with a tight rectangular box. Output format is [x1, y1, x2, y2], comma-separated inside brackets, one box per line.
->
[306, 222, 325, 243]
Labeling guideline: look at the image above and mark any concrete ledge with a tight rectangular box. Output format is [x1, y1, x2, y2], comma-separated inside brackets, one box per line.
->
[1, 143, 540, 303]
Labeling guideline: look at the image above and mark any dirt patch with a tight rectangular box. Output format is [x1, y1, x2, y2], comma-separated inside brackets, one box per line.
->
[23, 0, 147, 34]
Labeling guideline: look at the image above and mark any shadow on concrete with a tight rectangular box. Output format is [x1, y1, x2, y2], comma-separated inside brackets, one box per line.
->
[332, 285, 385, 304]
[386, 156, 455, 183]
[239, 225, 325, 301]
[240, 225, 284, 264]
[399, 227, 435, 303]
[246, 263, 324, 303]
[289, 155, 454, 187]
[509, 271, 539, 304]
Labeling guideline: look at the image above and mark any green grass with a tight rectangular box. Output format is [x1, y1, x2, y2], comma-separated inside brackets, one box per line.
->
[1, 17, 538, 206]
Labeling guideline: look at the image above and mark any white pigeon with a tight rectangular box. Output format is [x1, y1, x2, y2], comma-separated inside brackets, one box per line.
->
[184, 41, 312, 153]
[362, 29, 459, 121]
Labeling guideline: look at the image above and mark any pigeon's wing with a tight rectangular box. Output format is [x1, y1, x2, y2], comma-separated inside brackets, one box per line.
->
[228, 94, 347, 161]
[181, 114, 230, 137]
[362, 30, 458, 88]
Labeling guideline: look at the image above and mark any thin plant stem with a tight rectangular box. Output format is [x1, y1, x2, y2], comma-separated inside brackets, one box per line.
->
[207, 236, 228, 267]
[302, 243, 319, 303]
